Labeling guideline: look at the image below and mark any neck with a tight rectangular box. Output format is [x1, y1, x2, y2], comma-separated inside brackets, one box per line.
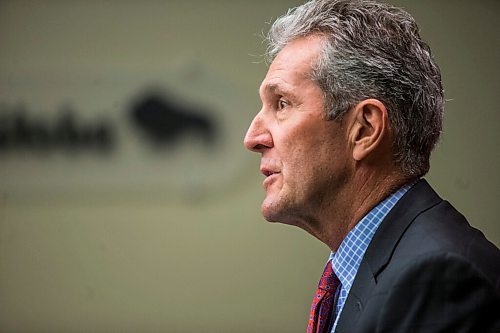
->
[307, 169, 410, 252]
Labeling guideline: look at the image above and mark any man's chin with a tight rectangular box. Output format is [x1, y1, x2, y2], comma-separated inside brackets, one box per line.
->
[261, 200, 281, 223]
[261, 206, 278, 223]
[261, 198, 294, 224]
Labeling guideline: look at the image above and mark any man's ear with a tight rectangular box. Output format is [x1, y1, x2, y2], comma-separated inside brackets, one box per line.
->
[349, 99, 389, 161]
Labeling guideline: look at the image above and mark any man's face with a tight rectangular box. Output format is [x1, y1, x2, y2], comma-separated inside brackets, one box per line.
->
[244, 35, 352, 226]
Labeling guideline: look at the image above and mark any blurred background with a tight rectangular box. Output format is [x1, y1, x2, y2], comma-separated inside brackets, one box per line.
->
[0, 0, 498, 332]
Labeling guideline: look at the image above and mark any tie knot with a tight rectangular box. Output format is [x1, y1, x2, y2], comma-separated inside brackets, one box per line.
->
[318, 262, 339, 291]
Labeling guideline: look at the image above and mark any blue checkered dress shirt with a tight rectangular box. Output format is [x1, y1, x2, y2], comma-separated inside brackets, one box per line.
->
[329, 183, 414, 332]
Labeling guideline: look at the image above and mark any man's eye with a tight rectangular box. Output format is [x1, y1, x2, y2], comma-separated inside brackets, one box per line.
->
[278, 99, 289, 110]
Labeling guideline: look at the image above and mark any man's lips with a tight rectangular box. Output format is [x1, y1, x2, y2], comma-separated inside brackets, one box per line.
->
[260, 165, 281, 189]
[260, 166, 280, 177]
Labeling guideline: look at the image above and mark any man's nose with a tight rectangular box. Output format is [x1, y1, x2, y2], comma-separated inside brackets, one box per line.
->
[243, 112, 273, 153]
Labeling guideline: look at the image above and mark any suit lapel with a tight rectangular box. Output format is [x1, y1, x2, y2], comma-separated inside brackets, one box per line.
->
[334, 179, 442, 332]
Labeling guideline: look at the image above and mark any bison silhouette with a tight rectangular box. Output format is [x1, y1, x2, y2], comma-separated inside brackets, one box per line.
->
[130, 92, 217, 148]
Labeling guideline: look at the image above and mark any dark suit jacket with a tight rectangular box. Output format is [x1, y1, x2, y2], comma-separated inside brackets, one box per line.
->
[335, 179, 500, 333]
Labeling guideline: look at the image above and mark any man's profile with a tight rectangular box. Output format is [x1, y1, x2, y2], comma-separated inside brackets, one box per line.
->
[243, 0, 500, 332]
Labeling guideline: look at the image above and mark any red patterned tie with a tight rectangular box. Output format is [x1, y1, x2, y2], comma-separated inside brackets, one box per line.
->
[307, 261, 341, 333]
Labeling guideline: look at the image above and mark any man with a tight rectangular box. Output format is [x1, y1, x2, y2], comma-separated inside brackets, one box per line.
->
[243, 0, 500, 332]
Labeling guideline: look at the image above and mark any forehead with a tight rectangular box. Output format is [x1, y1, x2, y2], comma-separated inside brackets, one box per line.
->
[260, 35, 324, 95]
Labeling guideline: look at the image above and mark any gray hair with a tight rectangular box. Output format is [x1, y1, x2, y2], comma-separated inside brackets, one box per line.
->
[265, 0, 444, 177]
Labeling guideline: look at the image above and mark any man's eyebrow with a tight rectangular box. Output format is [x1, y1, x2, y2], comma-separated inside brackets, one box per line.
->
[260, 82, 295, 98]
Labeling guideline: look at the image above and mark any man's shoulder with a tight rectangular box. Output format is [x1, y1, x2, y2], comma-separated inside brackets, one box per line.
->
[383, 180, 500, 289]
[340, 219, 500, 332]
[368, 251, 500, 333]
[361, 190, 500, 332]
[335, 180, 500, 332]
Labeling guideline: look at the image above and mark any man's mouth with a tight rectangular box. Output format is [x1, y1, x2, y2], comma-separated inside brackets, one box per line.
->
[260, 166, 280, 177]
[263, 170, 278, 177]
[260, 165, 281, 190]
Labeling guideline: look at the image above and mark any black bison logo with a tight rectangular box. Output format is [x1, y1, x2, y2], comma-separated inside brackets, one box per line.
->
[130, 92, 217, 149]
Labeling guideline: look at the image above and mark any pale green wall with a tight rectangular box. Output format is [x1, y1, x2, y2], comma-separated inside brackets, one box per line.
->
[0, 1, 498, 332]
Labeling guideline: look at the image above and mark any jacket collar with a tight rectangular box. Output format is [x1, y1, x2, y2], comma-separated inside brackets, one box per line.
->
[334, 179, 442, 332]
